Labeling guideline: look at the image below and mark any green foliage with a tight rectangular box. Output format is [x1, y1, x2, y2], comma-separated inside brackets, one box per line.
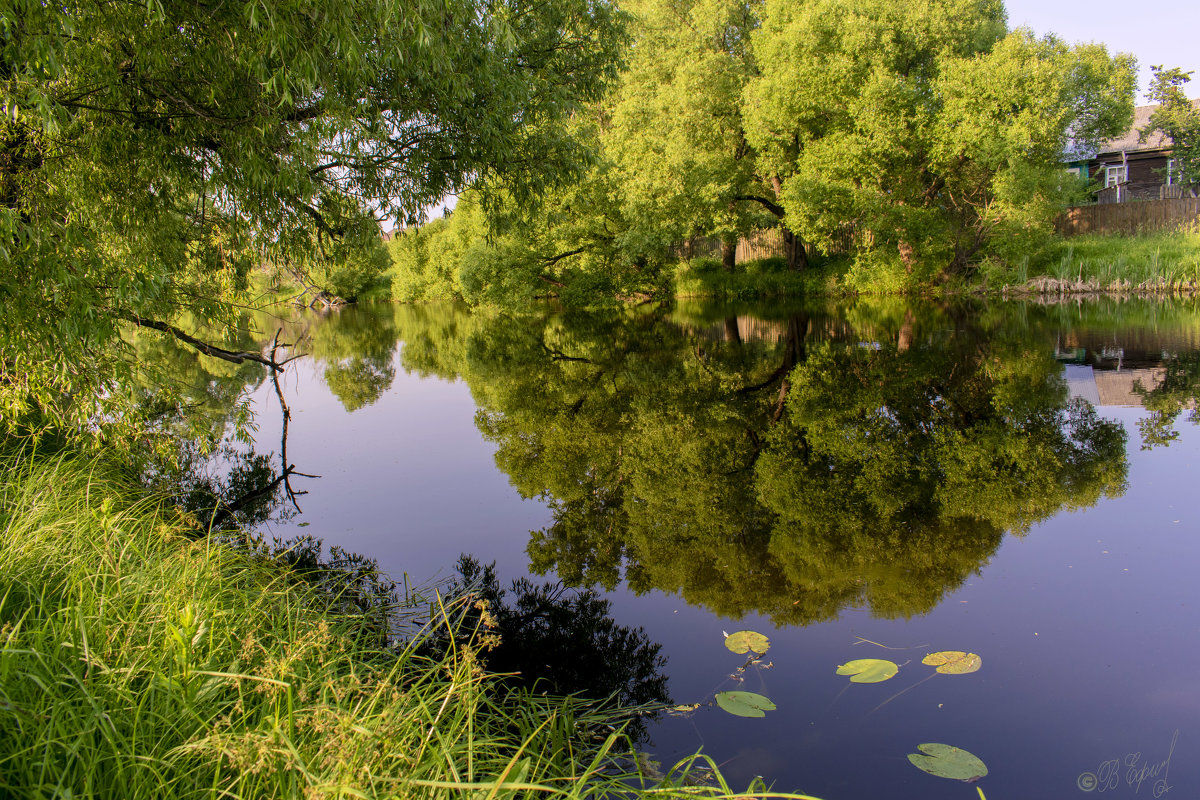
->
[742, 0, 1135, 281]
[1145, 67, 1200, 187]
[0, 0, 625, 437]
[1023, 228, 1200, 289]
[388, 138, 675, 308]
[378, 0, 1139, 301]
[608, 0, 781, 250]
[673, 256, 819, 299]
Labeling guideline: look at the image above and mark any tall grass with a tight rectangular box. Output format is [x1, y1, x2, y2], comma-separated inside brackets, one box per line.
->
[0, 453, 822, 799]
[1025, 227, 1200, 290]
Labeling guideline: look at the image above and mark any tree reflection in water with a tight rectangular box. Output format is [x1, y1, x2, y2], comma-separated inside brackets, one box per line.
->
[421, 555, 671, 743]
[452, 302, 1130, 624]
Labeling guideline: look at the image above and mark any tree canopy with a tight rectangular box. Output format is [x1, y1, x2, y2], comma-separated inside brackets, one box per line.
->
[386, 0, 1137, 303]
[743, 0, 1135, 281]
[1, 0, 625, 436]
[607, 0, 797, 270]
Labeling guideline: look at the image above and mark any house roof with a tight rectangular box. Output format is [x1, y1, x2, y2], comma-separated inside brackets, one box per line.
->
[1095, 99, 1200, 156]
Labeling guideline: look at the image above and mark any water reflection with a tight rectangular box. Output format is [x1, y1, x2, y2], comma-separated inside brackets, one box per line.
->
[430, 303, 1128, 624]
[152, 299, 1200, 630]
[424, 555, 671, 742]
[154, 297, 1200, 797]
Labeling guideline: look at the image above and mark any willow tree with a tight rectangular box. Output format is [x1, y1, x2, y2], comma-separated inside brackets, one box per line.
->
[0, 0, 624, 438]
[742, 0, 1135, 283]
[608, 0, 808, 271]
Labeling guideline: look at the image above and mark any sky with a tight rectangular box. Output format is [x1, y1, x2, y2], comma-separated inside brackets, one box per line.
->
[1003, 0, 1199, 103]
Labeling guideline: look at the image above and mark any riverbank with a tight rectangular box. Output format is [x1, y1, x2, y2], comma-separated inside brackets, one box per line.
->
[671, 228, 1200, 301]
[995, 227, 1200, 296]
[0, 451, 810, 799]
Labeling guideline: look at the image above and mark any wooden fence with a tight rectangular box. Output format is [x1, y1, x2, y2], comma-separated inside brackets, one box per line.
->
[1056, 197, 1200, 236]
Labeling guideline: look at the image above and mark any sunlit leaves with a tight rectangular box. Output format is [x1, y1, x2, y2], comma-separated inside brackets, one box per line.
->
[743, 0, 1135, 281]
[2, 0, 627, 439]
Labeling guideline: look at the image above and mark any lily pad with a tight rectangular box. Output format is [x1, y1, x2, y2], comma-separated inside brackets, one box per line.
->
[714, 690, 776, 717]
[835, 658, 898, 683]
[922, 651, 982, 675]
[907, 743, 988, 781]
[724, 630, 771, 655]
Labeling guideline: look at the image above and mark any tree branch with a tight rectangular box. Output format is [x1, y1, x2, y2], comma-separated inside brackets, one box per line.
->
[735, 194, 786, 218]
[120, 313, 298, 372]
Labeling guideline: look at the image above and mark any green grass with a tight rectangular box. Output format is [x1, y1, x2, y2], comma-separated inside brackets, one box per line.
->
[0, 451, 823, 799]
[1012, 227, 1200, 291]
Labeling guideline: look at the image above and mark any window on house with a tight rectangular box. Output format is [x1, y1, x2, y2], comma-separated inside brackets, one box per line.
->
[1167, 159, 1177, 186]
[1104, 164, 1127, 187]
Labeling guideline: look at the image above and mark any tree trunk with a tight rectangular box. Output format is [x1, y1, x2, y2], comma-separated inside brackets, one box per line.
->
[898, 240, 915, 274]
[771, 314, 810, 424]
[769, 175, 808, 272]
[782, 227, 808, 272]
[721, 237, 737, 271]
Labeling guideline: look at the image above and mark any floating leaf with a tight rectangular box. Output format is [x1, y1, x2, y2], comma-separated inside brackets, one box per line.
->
[724, 630, 770, 655]
[907, 743, 988, 781]
[836, 658, 898, 683]
[714, 691, 776, 717]
[922, 651, 982, 675]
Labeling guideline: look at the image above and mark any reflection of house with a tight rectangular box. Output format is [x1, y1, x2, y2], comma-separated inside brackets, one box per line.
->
[1064, 364, 1165, 407]
[1066, 102, 1199, 204]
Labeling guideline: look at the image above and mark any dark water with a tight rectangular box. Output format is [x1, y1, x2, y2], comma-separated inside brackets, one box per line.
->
[193, 298, 1200, 799]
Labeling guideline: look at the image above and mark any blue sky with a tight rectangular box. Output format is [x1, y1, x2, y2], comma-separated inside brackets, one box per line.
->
[1003, 0, 1199, 103]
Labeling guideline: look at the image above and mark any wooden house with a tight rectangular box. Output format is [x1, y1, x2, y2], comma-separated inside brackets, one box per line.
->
[1068, 102, 1198, 204]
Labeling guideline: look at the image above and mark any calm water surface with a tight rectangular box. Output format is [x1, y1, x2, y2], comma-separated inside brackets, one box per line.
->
[217, 298, 1200, 799]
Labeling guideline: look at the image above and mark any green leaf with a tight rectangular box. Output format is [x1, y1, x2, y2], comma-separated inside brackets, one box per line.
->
[835, 658, 898, 683]
[922, 651, 982, 674]
[907, 743, 988, 781]
[724, 630, 770, 655]
[714, 691, 776, 718]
